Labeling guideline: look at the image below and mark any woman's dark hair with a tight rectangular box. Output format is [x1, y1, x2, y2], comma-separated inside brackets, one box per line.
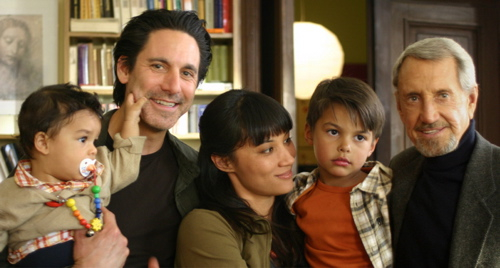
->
[113, 9, 212, 106]
[18, 83, 103, 159]
[197, 89, 305, 267]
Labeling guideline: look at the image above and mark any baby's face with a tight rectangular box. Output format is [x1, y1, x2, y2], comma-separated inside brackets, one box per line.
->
[40, 110, 101, 183]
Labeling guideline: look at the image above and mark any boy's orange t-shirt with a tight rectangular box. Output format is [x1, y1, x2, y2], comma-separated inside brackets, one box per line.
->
[293, 179, 372, 267]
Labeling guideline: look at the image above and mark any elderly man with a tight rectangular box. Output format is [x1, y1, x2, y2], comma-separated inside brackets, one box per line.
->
[389, 37, 500, 267]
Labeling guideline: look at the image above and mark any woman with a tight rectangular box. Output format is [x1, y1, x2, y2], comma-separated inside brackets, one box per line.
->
[175, 89, 306, 267]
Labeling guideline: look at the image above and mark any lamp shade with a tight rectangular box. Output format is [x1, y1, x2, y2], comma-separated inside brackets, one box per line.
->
[293, 22, 344, 99]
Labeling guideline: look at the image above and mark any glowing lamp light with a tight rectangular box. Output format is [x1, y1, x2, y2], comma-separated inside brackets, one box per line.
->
[294, 22, 344, 99]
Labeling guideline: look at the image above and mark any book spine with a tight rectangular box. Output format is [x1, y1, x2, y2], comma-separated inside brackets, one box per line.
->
[204, 0, 214, 29]
[0, 150, 9, 181]
[121, 0, 131, 26]
[198, 0, 205, 20]
[172, 113, 189, 135]
[219, 44, 228, 82]
[95, 45, 103, 85]
[214, 0, 222, 28]
[113, 0, 122, 23]
[211, 45, 221, 81]
[91, 0, 102, 18]
[196, 104, 207, 131]
[131, 0, 148, 17]
[188, 105, 197, 133]
[71, 0, 81, 19]
[89, 43, 97, 85]
[80, 0, 88, 19]
[222, 0, 231, 33]
[69, 45, 78, 85]
[182, 0, 192, 10]
[100, 43, 108, 86]
[78, 43, 89, 85]
[102, 0, 113, 17]
[176, 0, 183, 10]
[1, 144, 20, 174]
[191, 0, 198, 12]
[105, 45, 114, 86]
[146, 0, 154, 9]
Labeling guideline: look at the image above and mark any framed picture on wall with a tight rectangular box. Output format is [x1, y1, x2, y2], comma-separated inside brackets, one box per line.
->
[0, 0, 58, 135]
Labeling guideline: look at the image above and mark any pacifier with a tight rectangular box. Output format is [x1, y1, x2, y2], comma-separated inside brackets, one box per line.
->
[80, 158, 97, 177]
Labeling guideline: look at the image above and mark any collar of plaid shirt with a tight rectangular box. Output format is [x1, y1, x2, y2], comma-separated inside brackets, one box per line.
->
[14, 159, 104, 193]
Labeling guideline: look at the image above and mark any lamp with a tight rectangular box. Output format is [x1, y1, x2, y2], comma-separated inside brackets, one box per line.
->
[293, 21, 344, 99]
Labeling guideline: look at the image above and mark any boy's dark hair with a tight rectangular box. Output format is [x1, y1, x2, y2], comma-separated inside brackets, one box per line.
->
[113, 9, 212, 106]
[307, 77, 385, 138]
[18, 83, 103, 159]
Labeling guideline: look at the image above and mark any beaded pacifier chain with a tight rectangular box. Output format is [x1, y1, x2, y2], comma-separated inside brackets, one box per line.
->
[44, 158, 103, 237]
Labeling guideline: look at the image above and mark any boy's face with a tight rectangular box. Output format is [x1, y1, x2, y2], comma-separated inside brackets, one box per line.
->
[305, 105, 378, 187]
[41, 110, 101, 183]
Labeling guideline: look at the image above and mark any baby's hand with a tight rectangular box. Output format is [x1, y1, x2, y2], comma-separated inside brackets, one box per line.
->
[123, 93, 147, 124]
[120, 93, 147, 138]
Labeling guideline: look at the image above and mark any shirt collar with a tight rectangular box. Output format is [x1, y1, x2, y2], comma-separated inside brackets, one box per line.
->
[15, 159, 104, 193]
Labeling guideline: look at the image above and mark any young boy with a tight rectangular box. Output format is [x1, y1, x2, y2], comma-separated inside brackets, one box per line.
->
[0, 84, 146, 267]
[287, 77, 393, 268]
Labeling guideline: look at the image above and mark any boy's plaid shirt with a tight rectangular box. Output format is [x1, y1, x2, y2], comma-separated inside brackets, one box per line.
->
[286, 161, 394, 268]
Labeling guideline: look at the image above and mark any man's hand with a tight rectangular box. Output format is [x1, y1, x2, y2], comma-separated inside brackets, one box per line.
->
[73, 207, 129, 268]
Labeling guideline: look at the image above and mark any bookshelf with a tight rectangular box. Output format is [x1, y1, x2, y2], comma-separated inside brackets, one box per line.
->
[61, 0, 242, 150]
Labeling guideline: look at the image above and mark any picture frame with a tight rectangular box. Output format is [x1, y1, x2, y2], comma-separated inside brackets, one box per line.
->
[0, 0, 58, 135]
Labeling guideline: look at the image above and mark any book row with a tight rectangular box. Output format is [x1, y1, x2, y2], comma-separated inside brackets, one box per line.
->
[205, 44, 231, 83]
[171, 104, 208, 136]
[70, 41, 116, 87]
[70, 0, 232, 33]
[0, 143, 22, 183]
[71, 42, 231, 89]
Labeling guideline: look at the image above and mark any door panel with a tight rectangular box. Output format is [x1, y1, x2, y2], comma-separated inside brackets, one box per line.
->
[371, 0, 500, 164]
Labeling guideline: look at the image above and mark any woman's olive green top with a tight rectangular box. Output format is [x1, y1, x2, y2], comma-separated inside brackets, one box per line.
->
[175, 209, 272, 268]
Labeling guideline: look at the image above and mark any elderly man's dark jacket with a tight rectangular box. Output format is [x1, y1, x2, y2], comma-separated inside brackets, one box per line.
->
[389, 132, 500, 267]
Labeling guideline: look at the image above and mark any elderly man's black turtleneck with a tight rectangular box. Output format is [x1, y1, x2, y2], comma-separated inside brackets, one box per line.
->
[394, 120, 477, 268]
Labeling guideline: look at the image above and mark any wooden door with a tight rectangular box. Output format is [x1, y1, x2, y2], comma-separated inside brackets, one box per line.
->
[370, 0, 500, 164]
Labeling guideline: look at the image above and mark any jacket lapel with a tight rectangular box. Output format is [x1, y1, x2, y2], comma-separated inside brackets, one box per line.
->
[449, 134, 496, 267]
[389, 148, 424, 249]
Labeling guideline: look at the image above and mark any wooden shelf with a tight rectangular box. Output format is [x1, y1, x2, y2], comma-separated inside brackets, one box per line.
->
[68, 32, 120, 38]
[61, 1, 242, 150]
[173, 133, 200, 140]
[0, 134, 17, 140]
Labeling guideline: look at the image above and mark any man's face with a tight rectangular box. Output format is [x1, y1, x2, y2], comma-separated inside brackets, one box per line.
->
[117, 29, 201, 132]
[395, 57, 478, 157]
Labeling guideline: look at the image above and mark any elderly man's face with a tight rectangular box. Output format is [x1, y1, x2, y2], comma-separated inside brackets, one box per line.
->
[395, 57, 478, 157]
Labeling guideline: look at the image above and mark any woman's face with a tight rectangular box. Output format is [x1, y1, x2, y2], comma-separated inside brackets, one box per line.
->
[0, 27, 28, 66]
[224, 131, 296, 204]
